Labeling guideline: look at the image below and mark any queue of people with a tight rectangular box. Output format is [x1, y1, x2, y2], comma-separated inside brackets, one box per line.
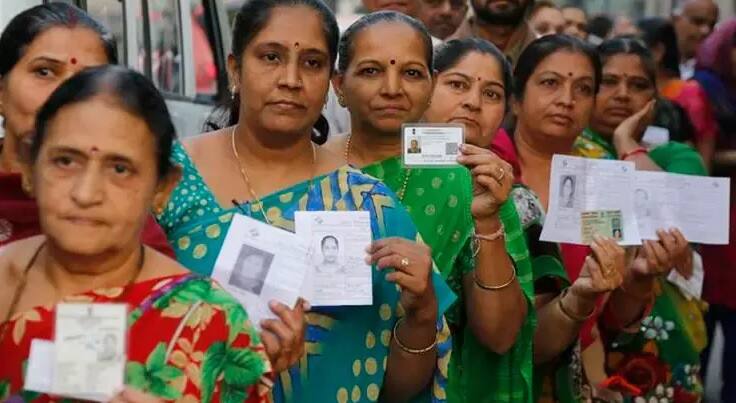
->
[0, 0, 734, 403]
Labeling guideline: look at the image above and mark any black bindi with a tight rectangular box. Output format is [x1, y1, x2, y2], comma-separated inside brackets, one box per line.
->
[567, 72, 573, 77]
[390, 59, 396, 65]
[294, 42, 300, 47]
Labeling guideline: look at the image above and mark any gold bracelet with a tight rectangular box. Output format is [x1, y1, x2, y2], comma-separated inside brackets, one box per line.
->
[392, 317, 437, 354]
[472, 265, 516, 291]
[558, 288, 596, 322]
[473, 223, 505, 242]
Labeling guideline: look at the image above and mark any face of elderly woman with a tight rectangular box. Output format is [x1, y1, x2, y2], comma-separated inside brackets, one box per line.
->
[32, 96, 174, 255]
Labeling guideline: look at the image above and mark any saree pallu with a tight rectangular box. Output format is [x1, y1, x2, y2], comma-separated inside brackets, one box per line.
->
[158, 143, 456, 403]
[572, 128, 708, 402]
[0, 274, 271, 402]
[493, 131, 579, 403]
[362, 157, 535, 403]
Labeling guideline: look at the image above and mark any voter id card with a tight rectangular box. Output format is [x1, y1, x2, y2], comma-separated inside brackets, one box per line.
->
[52, 303, 127, 401]
[402, 123, 464, 167]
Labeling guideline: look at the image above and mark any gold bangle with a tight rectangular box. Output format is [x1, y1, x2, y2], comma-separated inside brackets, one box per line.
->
[472, 265, 516, 291]
[473, 223, 505, 242]
[392, 317, 437, 354]
[558, 288, 596, 322]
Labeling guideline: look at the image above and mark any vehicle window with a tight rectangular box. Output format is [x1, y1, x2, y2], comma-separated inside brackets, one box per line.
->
[139, 0, 184, 95]
[190, 0, 218, 96]
[85, 0, 126, 65]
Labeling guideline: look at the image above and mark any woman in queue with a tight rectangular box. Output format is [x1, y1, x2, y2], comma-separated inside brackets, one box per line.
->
[488, 34, 692, 401]
[156, 0, 455, 401]
[326, 14, 531, 402]
[0, 3, 172, 254]
[424, 37, 626, 402]
[0, 66, 271, 402]
[576, 36, 707, 402]
[637, 17, 719, 170]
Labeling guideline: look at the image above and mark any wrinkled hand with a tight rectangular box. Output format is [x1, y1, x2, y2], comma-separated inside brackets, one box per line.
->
[570, 236, 626, 299]
[613, 99, 656, 152]
[367, 238, 437, 322]
[109, 387, 164, 403]
[628, 229, 690, 279]
[260, 299, 308, 373]
[457, 144, 514, 220]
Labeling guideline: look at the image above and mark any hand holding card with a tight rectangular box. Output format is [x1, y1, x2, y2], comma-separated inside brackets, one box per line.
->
[402, 124, 464, 167]
[457, 144, 514, 219]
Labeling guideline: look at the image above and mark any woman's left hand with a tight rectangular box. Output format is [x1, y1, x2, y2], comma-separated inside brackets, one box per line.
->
[367, 238, 437, 323]
[457, 144, 514, 220]
[109, 387, 164, 403]
[260, 299, 308, 373]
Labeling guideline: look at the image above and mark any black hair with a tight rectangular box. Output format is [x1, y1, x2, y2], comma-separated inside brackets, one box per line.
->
[637, 17, 681, 78]
[214, 0, 339, 143]
[597, 36, 657, 86]
[0, 3, 117, 77]
[434, 38, 513, 110]
[337, 11, 434, 74]
[321, 235, 339, 248]
[33, 66, 176, 179]
[513, 34, 601, 100]
[587, 14, 613, 40]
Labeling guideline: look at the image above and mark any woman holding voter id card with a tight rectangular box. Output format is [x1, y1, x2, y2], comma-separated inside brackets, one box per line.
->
[0, 67, 272, 402]
[156, 1, 455, 402]
[573, 37, 707, 402]
[325, 14, 533, 403]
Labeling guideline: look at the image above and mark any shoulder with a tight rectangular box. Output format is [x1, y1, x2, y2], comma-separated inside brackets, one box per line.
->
[651, 141, 707, 175]
[180, 129, 228, 166]
[0, 236, 46, 290]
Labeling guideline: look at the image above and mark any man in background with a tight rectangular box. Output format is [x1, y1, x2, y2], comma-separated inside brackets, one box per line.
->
[416, 0, 468, 40]
[672, 0, 719, 78]
[561, 5, 588, 40]
[450, 0, 535, 65]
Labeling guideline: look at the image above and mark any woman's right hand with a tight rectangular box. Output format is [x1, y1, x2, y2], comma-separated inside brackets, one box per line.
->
[570, 236, 626, 299]
[612, 99, 656, 154]
[260, 299, 308, 373]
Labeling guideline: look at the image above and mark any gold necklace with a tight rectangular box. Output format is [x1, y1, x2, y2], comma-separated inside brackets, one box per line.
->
[344, 134, 412, 200]
[230, 126, 317, 225]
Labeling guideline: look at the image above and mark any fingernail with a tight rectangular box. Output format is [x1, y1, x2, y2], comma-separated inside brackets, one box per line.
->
[365, 255, 372, 264]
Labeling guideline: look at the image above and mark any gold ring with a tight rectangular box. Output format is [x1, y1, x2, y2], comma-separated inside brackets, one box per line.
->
[400, 257, 410, 268]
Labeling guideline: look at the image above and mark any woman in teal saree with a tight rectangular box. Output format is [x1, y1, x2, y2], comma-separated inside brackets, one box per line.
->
[158, 1, 455, 402]
[326, 14, 531, 403]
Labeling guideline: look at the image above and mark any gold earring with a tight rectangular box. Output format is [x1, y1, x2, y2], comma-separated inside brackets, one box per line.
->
[337, 94, 346, 107]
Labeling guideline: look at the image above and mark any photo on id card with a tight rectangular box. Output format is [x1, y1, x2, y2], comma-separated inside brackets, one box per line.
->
[402, 123, 464, 168]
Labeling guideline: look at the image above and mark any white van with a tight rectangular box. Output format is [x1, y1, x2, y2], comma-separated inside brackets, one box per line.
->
[0, 0, 245, 139]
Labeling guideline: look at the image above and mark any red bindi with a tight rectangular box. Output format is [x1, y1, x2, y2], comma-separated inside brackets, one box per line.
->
[90, 146, 99, 153]
[390, 59, 396, 65]
[70, 57, 77, 65]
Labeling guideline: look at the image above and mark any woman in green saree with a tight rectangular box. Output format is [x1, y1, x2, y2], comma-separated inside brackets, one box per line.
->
[574, 37, 707, 402]
[157, 1, 455, 402]
[423, 37, 627, 403]
[325, 13, 530, 403]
